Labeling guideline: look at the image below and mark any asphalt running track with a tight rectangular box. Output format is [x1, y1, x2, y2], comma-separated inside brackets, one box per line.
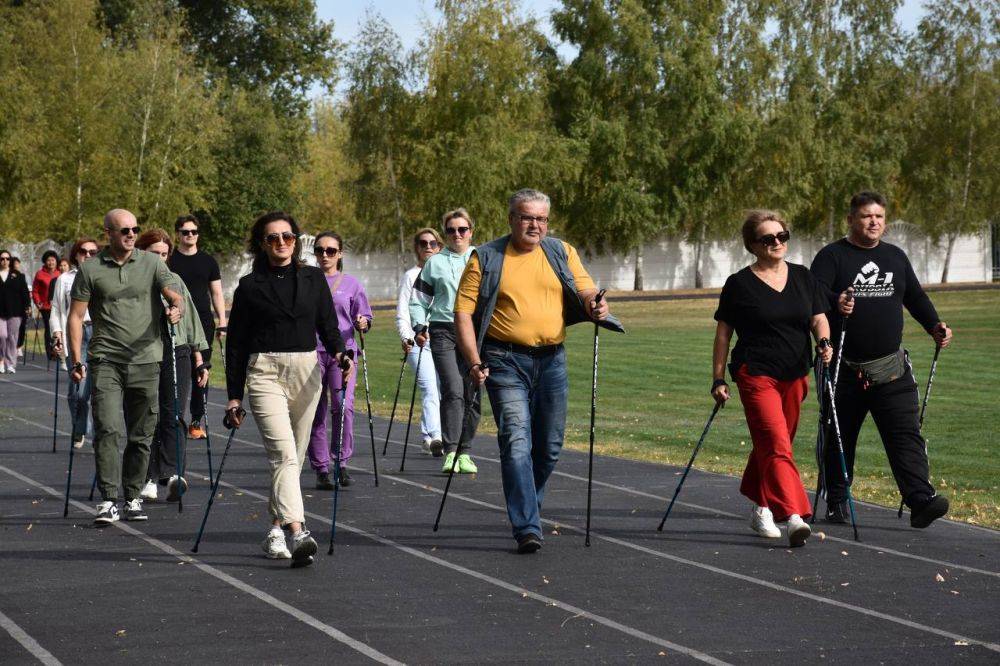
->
[2, 362, 998, 664]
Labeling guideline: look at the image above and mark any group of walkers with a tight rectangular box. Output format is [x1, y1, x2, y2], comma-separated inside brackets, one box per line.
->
[3, 186, 952, 567]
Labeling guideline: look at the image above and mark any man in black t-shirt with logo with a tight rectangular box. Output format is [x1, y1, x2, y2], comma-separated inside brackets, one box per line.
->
[811, 191, 952, 529]
[168, 214, 228, 439]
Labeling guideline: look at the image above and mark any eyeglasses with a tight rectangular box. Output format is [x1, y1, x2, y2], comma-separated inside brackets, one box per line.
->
[445, 226, 470, 236]
[0, 256, 9, 261]
[517, 214, 549, 225]
[756, 230, 790, 247]
[314, 247, 340, 257]
[79, 248, 99, 257]
[417, 240, 439, 249]
[179, 229, 199, 237]
[110, 226, 141, 236]
[265, 232, 298, 246]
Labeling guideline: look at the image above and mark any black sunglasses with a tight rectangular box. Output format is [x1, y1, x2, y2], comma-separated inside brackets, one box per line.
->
[112, 226, 141, 236]
[445, 226, 470, 236]
[80, 248, 99, 256]
[0, 256, 9, 261]
[756, 230, 790, 247]
[265, 232, 298, 246]
[314, 247, 341, 257]
[417, 240, 439, 249]
[179, 229, 199, 237]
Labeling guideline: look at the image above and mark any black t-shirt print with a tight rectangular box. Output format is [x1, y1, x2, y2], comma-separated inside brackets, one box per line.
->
[714, 262, 827, 381]
[168, 250, 221, 319]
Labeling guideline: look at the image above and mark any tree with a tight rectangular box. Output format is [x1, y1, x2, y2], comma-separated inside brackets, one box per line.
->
[291, 100, 357, 236]
[899, 0, 999, 282]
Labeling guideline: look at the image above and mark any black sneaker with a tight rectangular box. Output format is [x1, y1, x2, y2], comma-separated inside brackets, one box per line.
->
[911, 495, 949, 529]
[516, 533, 542, 554]
[316, 471, 334, 490]
[94, 501, 119, 526]
[338, 468, 353, 487]
[122, 499, 147, 521]
[290, 530, 318, 568]
[429, 439, 444, 457]
[166, 475, 188, 502]
[824, 500, 850, 524]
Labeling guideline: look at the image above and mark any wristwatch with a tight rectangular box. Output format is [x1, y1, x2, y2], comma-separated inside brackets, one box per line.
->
[711, 378, 728, 393]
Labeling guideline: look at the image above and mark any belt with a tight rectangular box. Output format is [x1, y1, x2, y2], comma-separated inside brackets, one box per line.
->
[485, 337, 562, 357]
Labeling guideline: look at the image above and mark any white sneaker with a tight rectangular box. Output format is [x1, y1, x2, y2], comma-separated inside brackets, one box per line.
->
[140, 480, 158, 501]
[6, 366, 14, 375]
[72, 435, 85, 449]
[0, 363, 6, 373]
[422, 438, 433, 453]
[166, 475, 187, 503]
[290, 529, 318, 568]
[94, 501, 119, 525]
[787, 514, 811, 547]
[262, 528, 291, 559]
[750, 505, 781, 538]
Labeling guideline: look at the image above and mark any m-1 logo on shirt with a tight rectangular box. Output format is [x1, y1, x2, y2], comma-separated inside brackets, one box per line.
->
[853, 261, 895, 297]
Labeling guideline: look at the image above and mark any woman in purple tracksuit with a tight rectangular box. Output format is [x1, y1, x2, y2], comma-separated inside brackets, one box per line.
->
[307, 232, 373, 489]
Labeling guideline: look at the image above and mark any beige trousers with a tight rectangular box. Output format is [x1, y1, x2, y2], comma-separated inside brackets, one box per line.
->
[246, 352, 323, 525]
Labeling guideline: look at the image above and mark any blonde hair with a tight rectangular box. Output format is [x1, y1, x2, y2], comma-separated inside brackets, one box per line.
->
[441, 208, 474, 231]
[741, 209, 788, 253]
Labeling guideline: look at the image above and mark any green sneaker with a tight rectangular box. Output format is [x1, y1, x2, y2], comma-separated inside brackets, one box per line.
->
[441, 451, 457, 474]
[457, 454, 478, 474]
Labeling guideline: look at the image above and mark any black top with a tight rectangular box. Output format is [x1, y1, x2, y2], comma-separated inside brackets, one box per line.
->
[226, 263, 347, 400]
[715, 262, 826, 381]
[0, 270, 30, 318]
[168, 250, 221, 319]
[810, 239, 939, 362]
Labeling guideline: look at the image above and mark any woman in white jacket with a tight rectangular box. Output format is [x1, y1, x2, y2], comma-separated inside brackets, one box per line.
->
[395, 228, 444, 455]
[50, 238, 101, 448]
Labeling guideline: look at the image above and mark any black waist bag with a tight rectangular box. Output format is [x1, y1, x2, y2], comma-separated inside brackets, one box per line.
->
[845, 349, 906, 388]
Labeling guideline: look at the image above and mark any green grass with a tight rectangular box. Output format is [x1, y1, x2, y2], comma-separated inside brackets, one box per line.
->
[211, 289, 1000, 528]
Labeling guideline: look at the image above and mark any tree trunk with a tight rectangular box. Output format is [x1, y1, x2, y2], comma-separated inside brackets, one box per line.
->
[632, 244, 644, 291]
[385, 145, 405, 286]
[940, 232, 958, 284]
[827, 203, 836, 241]
[135, 42, 163, 209]
[694, 228, 705, 289]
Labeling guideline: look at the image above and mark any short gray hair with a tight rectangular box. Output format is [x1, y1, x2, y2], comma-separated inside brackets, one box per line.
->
[508, 189, 550, 215]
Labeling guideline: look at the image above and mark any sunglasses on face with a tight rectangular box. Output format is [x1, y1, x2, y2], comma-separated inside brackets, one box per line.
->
[79, 248, 99, 257]
[111, 226, 141, 236]
[756, 230, 790, 247]
[445, 226, 470, 236]
[417, 239, 439, 249]
[179, 229, 199, 237]
[265, 232, 298, 246]
[0, 256, 9, 261]
[314, 247, 340, 257]
[517, 214, 549, 224]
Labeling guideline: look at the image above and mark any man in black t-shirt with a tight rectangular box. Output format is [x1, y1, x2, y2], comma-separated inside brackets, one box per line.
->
[168, 214, 228, 439]
[811, 191, 952, 529]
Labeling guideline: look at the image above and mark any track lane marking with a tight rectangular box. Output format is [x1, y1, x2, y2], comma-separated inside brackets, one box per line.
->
[0, 609, 61, 665]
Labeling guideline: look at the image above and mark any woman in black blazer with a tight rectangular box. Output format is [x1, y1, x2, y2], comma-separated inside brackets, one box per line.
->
[0, 250, 31, 373]
[225, 212, 352, 568]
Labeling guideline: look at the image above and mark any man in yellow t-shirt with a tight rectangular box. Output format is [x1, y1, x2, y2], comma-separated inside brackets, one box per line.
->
[455, 188, 617, 554]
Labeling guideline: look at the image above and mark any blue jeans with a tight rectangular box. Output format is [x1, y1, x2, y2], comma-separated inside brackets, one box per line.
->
[66, 324, 93, 439]
[483, 341, 568, 540]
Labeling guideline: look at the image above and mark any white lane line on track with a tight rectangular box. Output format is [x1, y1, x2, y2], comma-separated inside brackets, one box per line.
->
[0, 413, 731, 665]
[0, 608, 61, 666]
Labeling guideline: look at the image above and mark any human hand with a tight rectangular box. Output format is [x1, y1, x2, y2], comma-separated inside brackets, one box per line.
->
[711, 381, 729, 406]
[355, 315, 370, 332]
[469, 362, 489, 386]
[837, 288, 855, 316]
[932, 322, 952, 348]
[589, 289, 608, 321]
[70, 363, 87, 384]
[415, 331, 428, 347]
[224, 400, 245, 429]
[401, 338, 413, 353]
[166, 304, 182, 324]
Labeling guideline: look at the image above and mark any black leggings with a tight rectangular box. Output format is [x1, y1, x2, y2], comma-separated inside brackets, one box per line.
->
[147, 345, 192, 482]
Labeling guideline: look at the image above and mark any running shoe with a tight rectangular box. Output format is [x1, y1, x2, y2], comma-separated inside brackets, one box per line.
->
[441, 451, 457, 474]
[0, 363, 5, 374]
[911, 495, 949, 529]
[516, 533, 542, 554]
[787, 514, 811, 547]
[188, 423, 206, 440]
[72, 435, 85, 449]
[140, 480, 158, 502]
[750, 505, 781, 538]
[422, 437, 433, 454]
[166, 475, 187, 503]
[6, 365, 14, 375]
[262, 528, 291, 559]
[337, 468, 353, 487]
[94, 501, 119, 526]
[316, 471, 334, 490]
[457, 454, 478, 474]
[290, 530, 318, 568]
[824, 500, 850, 524]
[429, 439, 444, 457]
[122, 498, 148, 521]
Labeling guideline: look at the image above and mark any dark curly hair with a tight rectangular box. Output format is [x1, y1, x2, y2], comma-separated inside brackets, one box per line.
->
[248, 211, 303, 271]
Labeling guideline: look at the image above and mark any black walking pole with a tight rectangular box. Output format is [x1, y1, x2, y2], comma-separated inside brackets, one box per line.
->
[358, 330, 379, 486]
[29, 314, 40, 361]
[51, 358, 60, 452]
[88, 472, 97, 501]
[897, 342, 942, 518]
[657, 402, 722, 530]
[584, 289, 606, 547]
[63, 377, 78, 517]
[812, 297, 850, 523]
[381, 351, 409, 456]
[200, 364, 214, 481]
[822, 365, 860, 541]
[433, 385, 480, 532]
[328, 351, 353, 555]
[398, 345, 423, 472]
[192, 409, 243, 553]
[169, 325, 183, 513]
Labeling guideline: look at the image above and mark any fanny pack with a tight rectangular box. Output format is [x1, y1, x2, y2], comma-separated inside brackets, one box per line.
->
[844, 349, 906, 388]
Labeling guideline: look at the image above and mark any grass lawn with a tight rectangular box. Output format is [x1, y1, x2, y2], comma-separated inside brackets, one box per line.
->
[210, 288, 999, 528]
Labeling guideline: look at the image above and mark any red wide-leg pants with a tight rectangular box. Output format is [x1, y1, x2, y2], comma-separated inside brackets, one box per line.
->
[734, 365, 812, 522]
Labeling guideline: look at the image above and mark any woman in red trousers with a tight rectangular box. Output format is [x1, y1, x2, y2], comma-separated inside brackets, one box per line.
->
[711, 210, 832, 547]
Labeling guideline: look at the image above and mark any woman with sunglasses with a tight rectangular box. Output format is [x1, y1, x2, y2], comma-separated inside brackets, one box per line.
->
[225, 211, 352, 568]
[0, 250, 31, 373]
[132, 229, 210, 504]
[49, 238, 101, 447]
[395, 228, 444, 455]
[306, 231, 373, 490]
[712, 210, 832, 548]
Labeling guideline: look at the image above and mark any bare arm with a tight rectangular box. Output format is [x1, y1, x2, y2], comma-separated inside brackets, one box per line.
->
[455, 312, 487, 385]
[711, 321, 734, 405]
[811, 313, 833, 365]
[209, 279, 227, 330]
[67, 300, 88, 382]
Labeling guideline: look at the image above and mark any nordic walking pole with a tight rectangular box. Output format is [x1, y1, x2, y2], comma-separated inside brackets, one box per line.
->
[51, 357, 60, 452]
[63, 376, 77, 517]
[192, 408, 243, 553]
[328, 351, 353, 555]
[88, 472, 97, 501]
[822, 365, 860, 541]
[657, 402, 722, 530]
[169, 324, 183, 513]
[810, 356, 826, 523]
[812, 292, 850, 522]
[358, 330, 379, 486]
[398, 345, 423, 472]
[381, 351, 408, 456]
[433, 385, 480, 532]
[200, 363, 214, 480]
[585, 289, 606, 547]
[897, 341, 942, 518]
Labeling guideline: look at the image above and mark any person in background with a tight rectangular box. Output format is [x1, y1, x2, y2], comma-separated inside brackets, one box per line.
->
[0, 250, 31, 374]
[32, 249, 61, 356]
[12, 257, 28, 358]
[395, 228, 444, 455]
